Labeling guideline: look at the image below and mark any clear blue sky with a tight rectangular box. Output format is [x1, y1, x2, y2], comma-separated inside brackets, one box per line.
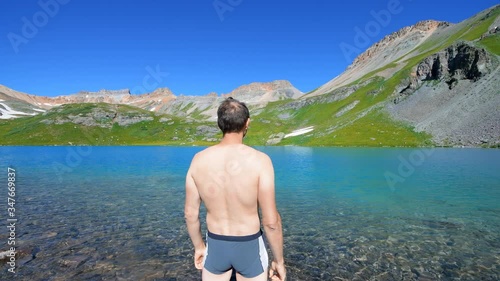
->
[0, 0, 497, 97]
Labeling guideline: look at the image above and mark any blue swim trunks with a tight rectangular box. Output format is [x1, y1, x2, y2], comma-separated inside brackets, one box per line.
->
[203, 230, 269, 278]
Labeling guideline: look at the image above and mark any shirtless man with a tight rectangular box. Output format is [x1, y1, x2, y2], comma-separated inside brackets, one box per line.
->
[185, 97, 286, 281]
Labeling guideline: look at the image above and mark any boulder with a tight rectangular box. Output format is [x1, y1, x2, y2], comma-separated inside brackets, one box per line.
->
[266, 132, 285, 145]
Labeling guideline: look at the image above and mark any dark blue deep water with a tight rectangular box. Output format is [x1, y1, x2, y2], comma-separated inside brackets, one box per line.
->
[0, 146, 499, 280]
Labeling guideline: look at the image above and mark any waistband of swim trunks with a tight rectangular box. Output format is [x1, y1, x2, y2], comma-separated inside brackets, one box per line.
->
[207, 230, 262, 242]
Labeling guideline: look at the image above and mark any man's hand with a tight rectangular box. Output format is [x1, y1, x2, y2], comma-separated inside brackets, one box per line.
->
[269, 261, 286, 281]
[194, 245, 206, 270]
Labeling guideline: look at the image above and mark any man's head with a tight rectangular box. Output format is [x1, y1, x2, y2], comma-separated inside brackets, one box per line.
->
[217, 97, 250, 136]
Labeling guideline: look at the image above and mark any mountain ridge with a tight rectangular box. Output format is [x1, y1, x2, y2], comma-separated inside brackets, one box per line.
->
[306, 20, 452, 98]
[0, 79, 303, 120]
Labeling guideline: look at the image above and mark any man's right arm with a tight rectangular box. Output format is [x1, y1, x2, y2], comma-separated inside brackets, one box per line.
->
[184, 156, 205, 270]
[257, 154, 286, 280]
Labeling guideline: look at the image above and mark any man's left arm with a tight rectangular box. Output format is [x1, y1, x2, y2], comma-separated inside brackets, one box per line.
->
[184, 164, 205, 270]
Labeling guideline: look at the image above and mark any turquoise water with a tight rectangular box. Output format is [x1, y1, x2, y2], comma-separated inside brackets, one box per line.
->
[0, 146, 499, 280]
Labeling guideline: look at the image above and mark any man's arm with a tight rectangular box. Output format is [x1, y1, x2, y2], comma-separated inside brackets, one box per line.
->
[184, 161, 205, 270]
[258, 154, 286, 280]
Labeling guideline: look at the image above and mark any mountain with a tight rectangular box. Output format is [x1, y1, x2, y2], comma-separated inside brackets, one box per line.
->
[278, 4, 500, 147]
[1, 5, 499, 147]
[0, 80, 302, 121]
[0, 85, 47, 119]
[308, 20, 452, 97]
[158, 80, 303, 121]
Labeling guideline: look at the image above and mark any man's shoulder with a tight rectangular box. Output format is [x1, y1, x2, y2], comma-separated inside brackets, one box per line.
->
[192, 146, 215, 161]
[191, 144, 225, 161]
[236, 145, 272, 165]
[193, 144, 270, 163]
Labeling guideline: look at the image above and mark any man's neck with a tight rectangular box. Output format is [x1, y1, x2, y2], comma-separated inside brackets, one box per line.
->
[219, 132, 244, 145]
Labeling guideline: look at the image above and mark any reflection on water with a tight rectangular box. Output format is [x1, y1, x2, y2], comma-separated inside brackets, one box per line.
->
[0, 147, 499, 280]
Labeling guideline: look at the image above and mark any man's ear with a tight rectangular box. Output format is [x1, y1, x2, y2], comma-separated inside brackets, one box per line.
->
[246, 118, 251, 128]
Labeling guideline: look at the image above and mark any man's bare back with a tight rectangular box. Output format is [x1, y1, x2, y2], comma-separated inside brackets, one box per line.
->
[187, 143, 272, 236]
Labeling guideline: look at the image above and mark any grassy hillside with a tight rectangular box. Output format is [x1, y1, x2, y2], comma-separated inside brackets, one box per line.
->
[479, 34, 500, 55]
[244, 75, 432, 147]
[0, 103, 218, 146]
[0, 100, 430, 146]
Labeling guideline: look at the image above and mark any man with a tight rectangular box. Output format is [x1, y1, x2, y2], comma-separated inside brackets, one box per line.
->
[185, 97, 286, 281]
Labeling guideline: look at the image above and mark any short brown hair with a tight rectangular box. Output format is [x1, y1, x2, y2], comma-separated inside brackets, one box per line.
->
[217, 97, 250, 135]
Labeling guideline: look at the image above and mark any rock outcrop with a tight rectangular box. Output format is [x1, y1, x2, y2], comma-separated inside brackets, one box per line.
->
[41, 105, 155, 128]
[393, 41, 494, 103]
[387, 41, 500, 147]
[64, 89, 132, 103]
[266, 132, 285, 145]
[416, 42, 492, 83]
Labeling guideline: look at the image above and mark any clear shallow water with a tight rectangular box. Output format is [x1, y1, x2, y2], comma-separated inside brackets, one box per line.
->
[0, 146, 499, 280]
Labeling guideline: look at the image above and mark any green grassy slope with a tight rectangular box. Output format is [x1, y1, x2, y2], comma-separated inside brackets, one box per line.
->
[244, 73, 430, 147]
[0, 103, 218, 145]
[479, 34, 500, 55]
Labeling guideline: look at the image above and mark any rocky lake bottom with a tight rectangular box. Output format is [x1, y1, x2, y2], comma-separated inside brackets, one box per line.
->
[0, 146, 499, 280]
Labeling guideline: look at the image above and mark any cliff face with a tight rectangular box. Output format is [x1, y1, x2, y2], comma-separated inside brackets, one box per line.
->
[393, 41, 494, 102]
[416, 42, 492, 83]
[387, 42, 500, 147]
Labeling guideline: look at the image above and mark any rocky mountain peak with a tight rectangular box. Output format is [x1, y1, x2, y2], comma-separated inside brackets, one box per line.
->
[226, 80, 292, 95]
[350, 20, 451, 69]
[146, 87, 175, 97]
[223, 80, 302, 103]
[308, 19, 455, 97]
